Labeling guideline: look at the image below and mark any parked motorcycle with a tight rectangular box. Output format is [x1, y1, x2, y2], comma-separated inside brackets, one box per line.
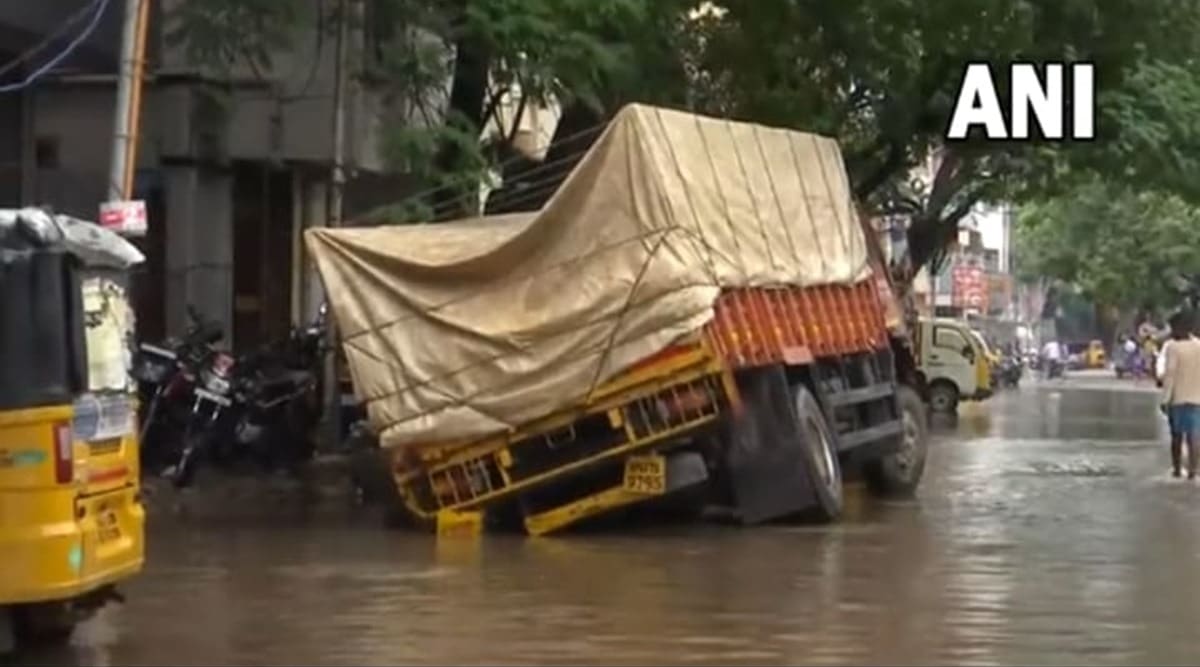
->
[164, 341, 241, 487]
[163, 309, 328, 488]
[131, 306, 227, 474]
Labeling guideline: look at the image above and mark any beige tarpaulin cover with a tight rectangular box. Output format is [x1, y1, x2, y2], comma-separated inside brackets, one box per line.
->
[306, 104, 870, 451]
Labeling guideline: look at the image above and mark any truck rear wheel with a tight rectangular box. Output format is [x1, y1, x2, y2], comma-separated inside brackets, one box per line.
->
[864, 385, 928, 497]
[724, 367, 842, 524]
[791, 384, 844, 522]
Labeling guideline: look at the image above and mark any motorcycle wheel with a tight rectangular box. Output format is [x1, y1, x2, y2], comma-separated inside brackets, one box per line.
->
[167, 433, 208, 488]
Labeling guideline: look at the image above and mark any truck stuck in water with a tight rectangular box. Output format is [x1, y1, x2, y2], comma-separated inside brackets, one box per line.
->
[309, 104, 930, 536]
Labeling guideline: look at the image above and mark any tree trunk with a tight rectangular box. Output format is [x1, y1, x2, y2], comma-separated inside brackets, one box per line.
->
[431, 24, 492, 221]
[1095, 302, 1121, 351]
[484, 100, 606, 215]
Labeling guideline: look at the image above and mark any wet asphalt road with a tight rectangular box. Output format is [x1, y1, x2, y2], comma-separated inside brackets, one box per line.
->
[14, 373, 1200, 666]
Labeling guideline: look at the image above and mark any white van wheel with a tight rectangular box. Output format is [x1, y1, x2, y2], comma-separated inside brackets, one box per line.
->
[928, 381, 959, 413]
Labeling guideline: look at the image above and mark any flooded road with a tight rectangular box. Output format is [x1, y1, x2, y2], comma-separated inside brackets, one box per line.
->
[17, 377, 1200, 666]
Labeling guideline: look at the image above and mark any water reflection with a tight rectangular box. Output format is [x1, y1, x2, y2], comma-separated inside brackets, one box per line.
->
[11, 382, 1200, 666]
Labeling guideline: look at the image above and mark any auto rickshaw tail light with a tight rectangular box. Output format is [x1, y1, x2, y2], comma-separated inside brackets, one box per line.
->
[52, 421, 73, 484]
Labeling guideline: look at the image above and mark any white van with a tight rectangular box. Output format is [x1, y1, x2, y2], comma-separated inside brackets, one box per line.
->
[915, 317, 993, 413]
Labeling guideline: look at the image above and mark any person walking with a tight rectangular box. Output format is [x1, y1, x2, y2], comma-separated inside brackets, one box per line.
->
[1160, 310, 1200, 478]
[1123, 334, 1137, 372]
[1041, 338, 1064, 379]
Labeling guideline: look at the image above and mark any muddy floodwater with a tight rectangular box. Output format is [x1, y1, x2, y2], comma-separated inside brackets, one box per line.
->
[13, 375, 1200, 666]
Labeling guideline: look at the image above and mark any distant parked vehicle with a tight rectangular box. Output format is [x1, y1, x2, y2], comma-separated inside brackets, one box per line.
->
[997, 353, 1023, 388]
[915, 317, 993, 413]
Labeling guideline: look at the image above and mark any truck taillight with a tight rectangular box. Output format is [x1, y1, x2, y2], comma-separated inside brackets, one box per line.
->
[52, 421, 74, 484]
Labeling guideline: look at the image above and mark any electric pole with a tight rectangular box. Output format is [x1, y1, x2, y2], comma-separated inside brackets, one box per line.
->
[320, 0, 350, 451]
[108, 0, 149, 201]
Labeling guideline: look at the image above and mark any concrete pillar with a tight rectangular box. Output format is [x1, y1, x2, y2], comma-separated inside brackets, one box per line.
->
[300, 177, 328, 324]
[163, 165, 234, 337]
[290, 170, 304, 325]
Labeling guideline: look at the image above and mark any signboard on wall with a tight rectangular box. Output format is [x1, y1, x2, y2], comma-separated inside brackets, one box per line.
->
[952, 264, 988, 312]
[99, 200, 147, 237]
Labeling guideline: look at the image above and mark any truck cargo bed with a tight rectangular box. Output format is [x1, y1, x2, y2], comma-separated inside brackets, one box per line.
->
[705, 281, 889, 369]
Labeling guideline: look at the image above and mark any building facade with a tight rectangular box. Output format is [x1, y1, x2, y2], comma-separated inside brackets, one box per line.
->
[1, 1, 560, 350]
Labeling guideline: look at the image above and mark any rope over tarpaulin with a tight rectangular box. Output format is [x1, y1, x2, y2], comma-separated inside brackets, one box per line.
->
[305, 103, 869, 452]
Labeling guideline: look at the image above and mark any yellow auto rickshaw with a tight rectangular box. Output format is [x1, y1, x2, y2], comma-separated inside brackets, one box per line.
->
[1065, 340, 1107, 369]
[0, 209, 145, 651]
[1087, 340, 1107, 368]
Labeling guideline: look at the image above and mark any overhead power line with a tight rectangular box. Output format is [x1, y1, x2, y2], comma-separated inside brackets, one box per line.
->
[0, 0, 113, 94]
[0, 0, 99, 81]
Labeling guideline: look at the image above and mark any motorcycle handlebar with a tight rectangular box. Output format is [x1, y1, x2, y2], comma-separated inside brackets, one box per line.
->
[181, 305, 224, 345]
[184, 320, 223, 346]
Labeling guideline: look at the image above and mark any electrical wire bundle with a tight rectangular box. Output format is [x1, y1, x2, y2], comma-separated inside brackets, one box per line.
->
[0, 0, 113, 94]
[365, 120, 609, 224]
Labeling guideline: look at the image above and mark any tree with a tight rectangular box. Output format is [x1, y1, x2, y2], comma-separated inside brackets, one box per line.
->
[167, 0, 314, 78]
[684, 0, 1200, 274]
[369, 0, 673, 219]
[1014, 179, 1200, 339]
[170, 0, 1200, 278]
[168, 0, 689, 221]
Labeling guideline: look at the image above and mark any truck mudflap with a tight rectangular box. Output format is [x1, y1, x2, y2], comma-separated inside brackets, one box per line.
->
[723, 366, 844, 524]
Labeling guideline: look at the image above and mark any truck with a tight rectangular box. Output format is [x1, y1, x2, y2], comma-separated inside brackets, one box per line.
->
[914, 317, 994, 413]
[309, 104, 930, 537]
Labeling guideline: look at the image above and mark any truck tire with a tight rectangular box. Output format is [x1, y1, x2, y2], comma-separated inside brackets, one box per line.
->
[864, 385, 929, 497]
[790, 384, 844, 522]
[723, 367, 841, 524]
[928, 380, 959, 413]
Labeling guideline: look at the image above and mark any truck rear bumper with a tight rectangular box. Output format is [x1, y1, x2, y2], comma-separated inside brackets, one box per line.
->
[398, 362, 736, 527]
[522, 450, 709, 536]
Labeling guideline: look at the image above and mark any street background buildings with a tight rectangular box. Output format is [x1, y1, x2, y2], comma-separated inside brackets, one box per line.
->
[3, 1, 1044, 352]
[872, 151, 1038, 349]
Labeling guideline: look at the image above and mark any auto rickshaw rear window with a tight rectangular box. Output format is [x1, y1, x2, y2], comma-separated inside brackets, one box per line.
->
[0, 245, 88, 410]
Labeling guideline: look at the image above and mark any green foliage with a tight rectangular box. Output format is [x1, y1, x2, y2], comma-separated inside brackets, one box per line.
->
[684, 0, 1200, 271]
[1081, 57, 1200, 201]
[167, 0, 315, 76]
[169, 0, 1200, 265]
[365, 0, 690, 220]
[1015, 179, 1200, 310]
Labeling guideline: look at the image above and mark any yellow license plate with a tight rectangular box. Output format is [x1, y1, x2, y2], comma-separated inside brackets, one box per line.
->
[623, 454, 666, 495]
[96, 506, 122, 543]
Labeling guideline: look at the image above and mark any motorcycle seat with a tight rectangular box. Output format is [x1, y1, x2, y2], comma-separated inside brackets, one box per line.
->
[258, 370, 314, 393]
